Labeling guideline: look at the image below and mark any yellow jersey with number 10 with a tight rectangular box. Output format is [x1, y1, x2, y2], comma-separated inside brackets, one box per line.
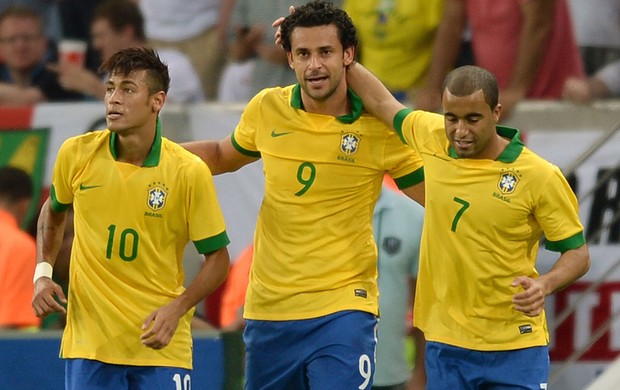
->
[51, 121, 229, 368]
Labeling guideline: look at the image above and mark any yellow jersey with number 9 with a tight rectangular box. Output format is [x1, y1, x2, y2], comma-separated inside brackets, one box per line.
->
[233, 85, 424, 320]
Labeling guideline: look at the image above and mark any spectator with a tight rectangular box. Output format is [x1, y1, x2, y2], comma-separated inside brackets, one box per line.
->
[139, 0, 235, 100]
[52, 0, 204, 103]
[219, 0, 311, 101]
[31, 48, 230, 387]
[344, 0, 444, 103]
[372, 184, 426, 390]
[218, 243, 253, 332]
[567, 0, 620, 76]
[0, 166, 39, 331]
[415, 0, 584, 118]
[563, 59, 620, 103]
[0, 0, 62, 42]
[57, 0, 102, 72]
[0, 4, 83, 104]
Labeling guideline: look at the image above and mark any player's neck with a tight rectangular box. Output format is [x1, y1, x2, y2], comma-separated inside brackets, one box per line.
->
[301, 84, 351, 118]
[114, 125, 156, 166]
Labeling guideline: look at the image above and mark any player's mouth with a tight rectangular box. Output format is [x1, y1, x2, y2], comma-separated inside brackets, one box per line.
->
[107, 110, 122, 120]
[306, 75, 328, 86]
[454, 139, 473, 148]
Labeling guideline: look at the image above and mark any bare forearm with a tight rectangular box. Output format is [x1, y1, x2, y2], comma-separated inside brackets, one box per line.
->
[182, 136, 258, 174]
[36, 198, 67, 266]
[539, 244, 590, 296]
[508, 0, 555, 94]
[347, 62, 404, 129]
[0, 83, 44, 105]
[423, 0, 467, 91]
[175, 248, 230, 314]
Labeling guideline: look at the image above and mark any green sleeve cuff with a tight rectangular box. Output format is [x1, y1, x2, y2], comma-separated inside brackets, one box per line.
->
[394, 167, 425, 189]
[231, 133, 261, 158]
[393, 108, 414, 145]
[545, 231, 586, 253]
[194, 230, 231, 254]
[49, 185, 72, 212]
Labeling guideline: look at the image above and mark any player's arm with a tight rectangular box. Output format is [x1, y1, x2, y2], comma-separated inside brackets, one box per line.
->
[407, 274, 426, 389]
[0, 83, 45, 104]
[413, 0, 467, 112]
[347, 61, 406, 132]
[182, 135, 259, 175]
[141, 246, 230, 349]
[408, 327, 427, 390]
[500, 0, 555, 117]
[400, 183, 425, 207]
[512, 244, 590, 317]
[32, 197, 68, 317]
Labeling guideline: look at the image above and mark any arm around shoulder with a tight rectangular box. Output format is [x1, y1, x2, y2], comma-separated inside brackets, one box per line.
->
[182, 135, 259, 175]
[346, 62, 406, 131]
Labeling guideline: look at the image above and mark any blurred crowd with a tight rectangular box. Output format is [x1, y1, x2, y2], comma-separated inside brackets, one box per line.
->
[0, 0, 617, 114]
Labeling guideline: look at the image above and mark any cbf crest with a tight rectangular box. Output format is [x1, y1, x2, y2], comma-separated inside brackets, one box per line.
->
[147, 182, 169, 211]
[497, 170, 520, 195]
[340, 132, 360, 155]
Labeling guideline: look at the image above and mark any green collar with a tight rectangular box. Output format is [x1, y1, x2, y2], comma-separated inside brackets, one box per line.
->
[109, 117, 162, 167]
[290, 84, 363, 124]
[448, 125, 524, 162]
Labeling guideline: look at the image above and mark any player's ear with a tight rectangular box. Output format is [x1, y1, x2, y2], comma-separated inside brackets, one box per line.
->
[343, 46, 355, 66]
[152, 91, 166, 113]
[287, 52, 294, 69]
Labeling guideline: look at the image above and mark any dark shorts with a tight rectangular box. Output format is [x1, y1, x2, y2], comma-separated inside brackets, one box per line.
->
[425, 341, 549, 390]
[65, 358, 191, 390]
[243, 310, 378, 390]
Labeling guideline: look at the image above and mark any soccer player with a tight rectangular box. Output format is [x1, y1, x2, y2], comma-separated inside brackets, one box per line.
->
[347, 62, 591, 390]
[182, 1, 425, 388]
[32, 47, 231, 390]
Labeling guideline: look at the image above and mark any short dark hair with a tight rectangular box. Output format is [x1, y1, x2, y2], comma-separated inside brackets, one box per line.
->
[280, 1, 357, 52]
[92, 0, 146, 41]
[0, 166, 33, 203]
[442, 65, 499, 111]
[0, 4, 44, 32]
[99, 47, 169, 95]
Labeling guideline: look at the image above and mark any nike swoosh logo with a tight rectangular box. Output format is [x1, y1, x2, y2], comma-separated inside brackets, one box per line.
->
[79, 184, 102, 191]
[271, 130, 292, 137]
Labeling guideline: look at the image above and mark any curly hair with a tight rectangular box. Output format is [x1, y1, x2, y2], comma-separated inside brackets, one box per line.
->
[280, 1, 357, 52]
[100, 47, 170, 95]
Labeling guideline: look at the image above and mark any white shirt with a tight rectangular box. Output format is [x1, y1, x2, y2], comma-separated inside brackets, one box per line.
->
[139, 0, 221, 41]
[159, 48, 205, 103]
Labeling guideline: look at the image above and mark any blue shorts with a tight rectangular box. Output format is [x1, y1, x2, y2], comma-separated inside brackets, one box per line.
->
[243, 310, 378, 390]
[425, 341, 549, 390]
[65, 358, 191, 390]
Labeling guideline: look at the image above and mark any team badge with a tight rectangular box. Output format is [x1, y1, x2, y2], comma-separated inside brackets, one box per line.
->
[497, 171, 519, 194]
[340, 132, 360, 155]
[147, 182, 168, 211]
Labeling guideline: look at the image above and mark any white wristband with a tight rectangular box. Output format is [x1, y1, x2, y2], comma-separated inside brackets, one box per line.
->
[33, 262, 53, 283]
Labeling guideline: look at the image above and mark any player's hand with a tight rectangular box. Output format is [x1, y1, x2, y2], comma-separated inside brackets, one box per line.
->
[511, 276, 546, 317]
[272, 5, 295, 47]
[562, 77, 592, 104]
[141, 302, 185, 349]
[32, 277, 67, 317]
